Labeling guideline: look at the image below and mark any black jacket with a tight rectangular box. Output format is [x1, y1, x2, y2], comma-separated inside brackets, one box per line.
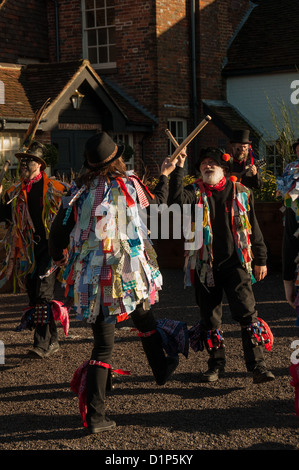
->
[168, 166, 267, 269]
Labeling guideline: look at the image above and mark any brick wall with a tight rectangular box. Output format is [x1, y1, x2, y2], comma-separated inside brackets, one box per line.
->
[198, 0, 249, 101]
[0, 0, 48, 63]
[47, 0, 83, 62]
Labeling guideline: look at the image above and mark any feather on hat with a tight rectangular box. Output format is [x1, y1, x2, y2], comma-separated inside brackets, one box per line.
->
[15, 98, 50, 171]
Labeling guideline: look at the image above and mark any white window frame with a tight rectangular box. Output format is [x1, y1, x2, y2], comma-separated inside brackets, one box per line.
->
[82, 0, 116, 70]
[113, 133, 134, 170]
[0, 133, 22, 168]
[166, 118, 187, 156]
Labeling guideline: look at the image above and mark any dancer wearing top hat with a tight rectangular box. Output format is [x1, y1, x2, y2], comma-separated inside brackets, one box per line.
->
[168, 146, 274, 384]
[0, 101, 69, 358]
[48, 131, 187, 433]
[230, 129, 262, 189]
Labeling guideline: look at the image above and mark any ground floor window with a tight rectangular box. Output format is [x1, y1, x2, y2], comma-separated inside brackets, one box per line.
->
[113, 133, 134, 170]
[263, 141, 296, 176]
[0, 133, 22, 170]
[166, 119, 187, 156]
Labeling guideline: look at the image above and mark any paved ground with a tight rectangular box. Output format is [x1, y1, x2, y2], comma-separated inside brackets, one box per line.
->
[0, 267, 298, 458]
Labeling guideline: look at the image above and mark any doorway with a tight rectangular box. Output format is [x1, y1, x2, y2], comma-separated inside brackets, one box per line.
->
[51, 130, 95, 176]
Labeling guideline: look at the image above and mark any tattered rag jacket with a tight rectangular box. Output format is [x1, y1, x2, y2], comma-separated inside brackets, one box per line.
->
[168, 167, 267, 287]
[0, 172, 67, 289]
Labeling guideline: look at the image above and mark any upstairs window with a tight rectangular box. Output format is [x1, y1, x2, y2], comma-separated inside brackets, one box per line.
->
[82, 0, 116, 70]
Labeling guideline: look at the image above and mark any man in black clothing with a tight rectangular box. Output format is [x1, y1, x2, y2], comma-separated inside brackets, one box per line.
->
[168, 147, 274, 384]
[0, 142, 67, 358]
[277, 140, 299, 325]
[230, 129, 262, 189]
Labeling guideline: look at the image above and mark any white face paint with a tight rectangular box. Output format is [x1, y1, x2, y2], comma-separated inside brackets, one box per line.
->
[200, 158, 225, 185]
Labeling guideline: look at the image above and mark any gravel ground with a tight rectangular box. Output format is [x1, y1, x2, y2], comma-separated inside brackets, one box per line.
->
[0, 268, 298, 457]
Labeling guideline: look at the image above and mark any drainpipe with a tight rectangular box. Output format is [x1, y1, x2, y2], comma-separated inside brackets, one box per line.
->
[51, 0, 60, 62]
[190, 0, 198, 165]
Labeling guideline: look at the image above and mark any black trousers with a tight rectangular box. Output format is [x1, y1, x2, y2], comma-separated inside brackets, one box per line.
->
[86, 304, 157, 428]
[194, 264, 266, 371]
[25, 240, 58, 350]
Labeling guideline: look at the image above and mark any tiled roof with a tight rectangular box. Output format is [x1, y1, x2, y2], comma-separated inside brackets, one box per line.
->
[0, 60, 156, 127]
[202, 100, 261, 142]
[223, 0, 299, 75]
[0, 64, 33, 118]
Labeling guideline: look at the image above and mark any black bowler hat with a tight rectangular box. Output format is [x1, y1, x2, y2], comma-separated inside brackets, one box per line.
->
[292, 138, 299, 152]
[230, 129, 252, 144]
[15, 141, 47, 171]
[196, 147, 233, 171]
[83, 132, 124, 169]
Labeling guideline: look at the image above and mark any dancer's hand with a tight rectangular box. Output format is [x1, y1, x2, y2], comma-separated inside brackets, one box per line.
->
[160, 157, 177, 177]
[176, 147, 187, 168]
[254, 265, 267, 282]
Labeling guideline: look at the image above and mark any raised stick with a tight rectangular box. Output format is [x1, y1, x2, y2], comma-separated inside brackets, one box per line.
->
[165, 128, 179, 148]
[169, 115, 212, 162]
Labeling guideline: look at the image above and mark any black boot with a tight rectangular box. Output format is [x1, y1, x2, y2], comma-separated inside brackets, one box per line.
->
[85, 363, 116, 433]
[202, 328, 226, 382]
[140, 331, 179, 385]
[241, 325, 274, 383]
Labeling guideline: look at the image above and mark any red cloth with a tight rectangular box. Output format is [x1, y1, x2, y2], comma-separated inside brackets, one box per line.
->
[51, 300, 70, 336]
[71, 360, 131, 428]
[257, 317, 273, 351]
[23, 172, 42, 192]
[196, 176, 226, 197]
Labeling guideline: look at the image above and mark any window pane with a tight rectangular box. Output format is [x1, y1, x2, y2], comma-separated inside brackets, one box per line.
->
[109, 45, 116, 62]
[98, 28, 107, 45]
[107, 7, 115, 25]
[96, 9, 105, 27]
[106, 0, 114, 7]
[108, 26, 115, 44]
[85, 0, 94, 10]
[177, 121, 183, 137]
[3, 137, 10, 150]
[88, 47, 98, 63]
[86, 11, 94, 28]
[87, 29, 97, 46]
[98, 47, 108, 63]
[95, 0, 105, 7]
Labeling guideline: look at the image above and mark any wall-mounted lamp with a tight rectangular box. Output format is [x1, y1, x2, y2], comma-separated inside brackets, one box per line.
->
[71, 89, 84, 110]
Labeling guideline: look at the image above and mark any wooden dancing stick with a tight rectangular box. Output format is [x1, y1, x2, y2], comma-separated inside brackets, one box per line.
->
[168, 115, 212, 162]
[165, 128, 179, 148]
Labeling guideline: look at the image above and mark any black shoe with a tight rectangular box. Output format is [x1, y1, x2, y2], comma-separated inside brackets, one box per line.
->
[27, 347, 45, 359]
[156, 356, 179, 386]
[88, 417, 116, 433]
[43, 342, 60, 358]
[252, 366, 275, 384]
[202, 367, 224, 382]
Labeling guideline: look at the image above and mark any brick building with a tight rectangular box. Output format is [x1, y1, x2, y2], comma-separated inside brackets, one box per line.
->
[0, 0, 262, 177]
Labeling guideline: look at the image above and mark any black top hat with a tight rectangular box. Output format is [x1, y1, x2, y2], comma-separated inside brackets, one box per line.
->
[292, 138, 299, 152]
[83, 132, 124, 169]
[15, 141, 47, 171]
[230, 129, 251, 144]
[196, 147, 233, 172]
